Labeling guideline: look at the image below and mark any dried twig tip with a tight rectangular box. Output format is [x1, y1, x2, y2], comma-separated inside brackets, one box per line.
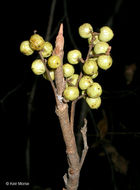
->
[58, 23, 63, 35]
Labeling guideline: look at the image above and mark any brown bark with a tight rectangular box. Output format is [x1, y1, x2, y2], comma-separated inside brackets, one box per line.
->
[48, 23, 88, 190]
[53, 24, 80, 190]
[55, 104, 80, 190]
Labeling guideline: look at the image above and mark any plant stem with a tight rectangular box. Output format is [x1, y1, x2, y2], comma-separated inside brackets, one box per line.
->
[54, 24, 88, 190]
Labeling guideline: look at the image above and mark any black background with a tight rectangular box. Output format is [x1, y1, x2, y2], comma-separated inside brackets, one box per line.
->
[1, 0, 140, 189]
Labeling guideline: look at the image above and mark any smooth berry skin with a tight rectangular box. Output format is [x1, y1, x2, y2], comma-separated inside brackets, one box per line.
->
[99, 26, 114, 42]
[67, 50, 82, 64]
[63, 86, 79, 101]
[31, 59, 45, 75]
[63, 64, 75, 78]
[79, 76, 93, 90]
[79, 23, 93, 38]
[29, 34, 45, 51]
[94, 42, 109, 54]
[42, 42, 53, 58]
[48, 55, 61, 69]
[20, 40, 34, 56]
[86, 96, 101, 109]
[97, 55, 112, 70]
[87, 82, 102, 98]
[83, 58, 98, 75]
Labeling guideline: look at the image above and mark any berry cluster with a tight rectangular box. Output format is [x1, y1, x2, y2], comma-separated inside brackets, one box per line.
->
[63, 23, 113, 108]
[20, 23, 114, 109]
[20, 33, 60, 77]
[76, 23, 113, 108]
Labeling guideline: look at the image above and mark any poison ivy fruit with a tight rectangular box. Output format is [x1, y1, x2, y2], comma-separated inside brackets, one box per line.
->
[43, 70, 55, 80]
[83, 58, 98, 75]
[88, 35, 99, 45]
[41, 42, 53, 58]
[97, 55, 112, 70]
[67, 50, 82, 64]
[99, 26, 114, 42]
[94, 42, 109, 54]
[63, 64, 75, 78]
[31, 59, 45, 75]
[86, 96, 101, 109]
[29, 34, 45, 51]
[20, 40, 34, 56]
[91, 71, 98, 79]
[63, 86, 79, 101]
[67, 74, 79, 86]
[48, 55, 61, 69]
[87, 82, 102, 98]
[79, 76, 93, 90]
[79, 23, 93, 38]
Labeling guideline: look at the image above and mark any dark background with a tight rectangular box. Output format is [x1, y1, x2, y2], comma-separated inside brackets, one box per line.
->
[0, 0, 140, 189]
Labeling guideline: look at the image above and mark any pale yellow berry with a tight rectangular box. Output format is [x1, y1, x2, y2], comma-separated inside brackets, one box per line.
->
[67, 50, 82, 64]
[79, 76, 93, 90]
[48, 55, 61, 69]
[99, 26, 114, 42]
[63, 86, 79, 101]
[87, 82, 102, 98]
[86, 97, 101, 109]
[31, 59, 45, 75]
[63, 64, 75, 78]
[83, 58, 98, 75]
[67, 74, 79, 86]
[79, 23, 93, 38]
[97, 55, 112, 70]
[43, 70, 55, 81]
[20, 40, 34, 56]
[29, 34, 45, 51]
[41, 42, 53, 58]
[94, 42, 109, 54]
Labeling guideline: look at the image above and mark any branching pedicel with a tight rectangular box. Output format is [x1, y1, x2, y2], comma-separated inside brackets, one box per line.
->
[20, 23, 114, 190]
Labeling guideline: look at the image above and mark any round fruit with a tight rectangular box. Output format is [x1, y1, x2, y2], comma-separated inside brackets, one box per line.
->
[63, 86, 79, 101]
[48, 55, 61, 69]
[67, 74, 79, 86]
[41, 42, 53, 58]
[63, 64, 75, 78]
[29, 34, 45, 51]
[94, 42, 109, 54]
[99, 26, 114, 42]
[31, 59, 45, 75]
[87, 82, 102, 98]
[79, 23, 93, 38]
[67, 50, 82, 64]
[20, 40, 34, 56]
[86, 97, 101, 109]
[79, 76, 93, 90]
[97, 55, 112, 70]
[43, 70, 55, 80]
[83, 58, 98, 75]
